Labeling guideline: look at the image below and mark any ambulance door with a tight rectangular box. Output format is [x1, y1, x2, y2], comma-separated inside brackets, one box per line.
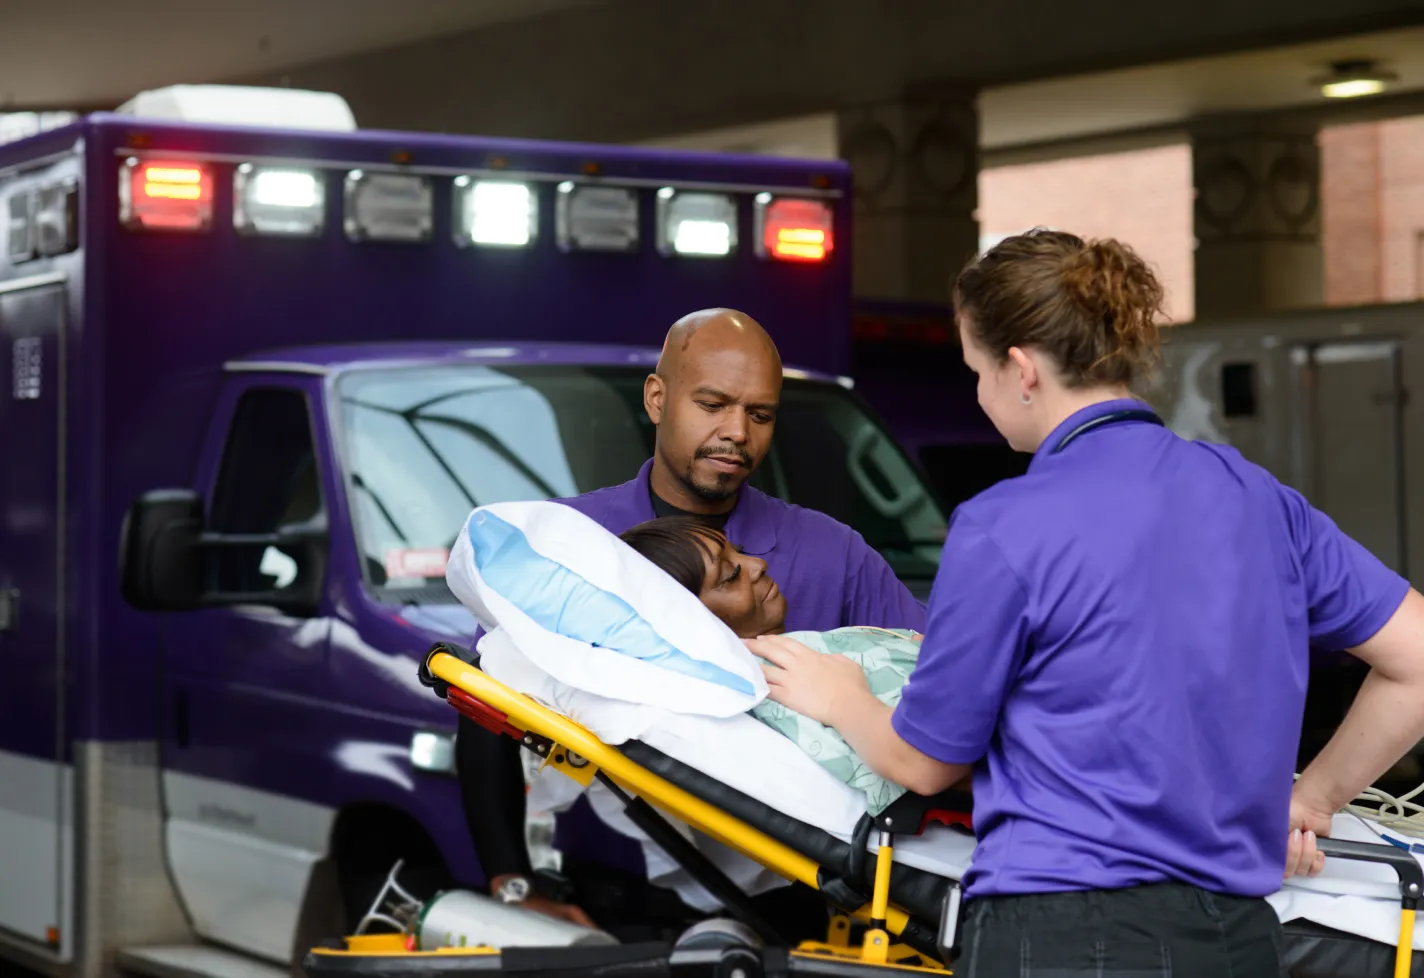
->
[1297, 340, 1409, 577]
[0, 273, 71, 951]
[158, 379, 335, 963]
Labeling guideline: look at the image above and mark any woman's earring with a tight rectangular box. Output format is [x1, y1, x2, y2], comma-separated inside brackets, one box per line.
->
[1020, 392, 1032, 405]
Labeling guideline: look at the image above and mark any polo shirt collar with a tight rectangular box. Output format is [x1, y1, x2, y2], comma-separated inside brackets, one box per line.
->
[633, 457, 779, 556]
[1028, 396, 1159, 472]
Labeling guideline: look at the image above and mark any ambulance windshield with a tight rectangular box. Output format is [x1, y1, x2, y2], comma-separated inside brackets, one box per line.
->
[334, 363, 947, 598]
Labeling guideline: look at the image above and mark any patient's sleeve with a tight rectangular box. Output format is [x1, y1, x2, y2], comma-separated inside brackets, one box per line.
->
[891, 512, 1029, 765]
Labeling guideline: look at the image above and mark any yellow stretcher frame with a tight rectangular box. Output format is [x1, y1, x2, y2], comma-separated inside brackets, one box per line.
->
[423, 649, 951, 973]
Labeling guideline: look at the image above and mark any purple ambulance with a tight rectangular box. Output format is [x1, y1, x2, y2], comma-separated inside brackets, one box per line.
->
[0, 86, 952, 978]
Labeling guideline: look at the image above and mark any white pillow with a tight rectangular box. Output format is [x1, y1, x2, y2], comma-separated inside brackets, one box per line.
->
[446, 501, 768, 717]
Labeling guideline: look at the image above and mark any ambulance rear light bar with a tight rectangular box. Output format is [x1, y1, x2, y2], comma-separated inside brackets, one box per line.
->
[454, 177, 536, 248]
[754, 194, 834, 262]
[234, 164, 325, 237]
[344, 170, 433, 243]
[102, 154, 836, 261]
[119, 158, 214, 232]
[555, 182, 639, 253]
[656, 188, 736, 257]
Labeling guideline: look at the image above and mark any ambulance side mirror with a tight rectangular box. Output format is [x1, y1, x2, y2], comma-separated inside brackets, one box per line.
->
[119, 488, 329, 615]
[119, 488, 206, 611]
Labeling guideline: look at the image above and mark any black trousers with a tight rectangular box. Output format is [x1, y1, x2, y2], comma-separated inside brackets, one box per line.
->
[955, 881, 1287, 977]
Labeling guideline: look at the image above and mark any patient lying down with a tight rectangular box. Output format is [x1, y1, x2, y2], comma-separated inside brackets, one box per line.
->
[618, 515, 922, 815]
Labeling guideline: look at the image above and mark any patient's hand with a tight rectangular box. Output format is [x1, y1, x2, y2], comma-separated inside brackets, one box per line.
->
[749, 635, 871, 727]
[488, 874, 597, 928]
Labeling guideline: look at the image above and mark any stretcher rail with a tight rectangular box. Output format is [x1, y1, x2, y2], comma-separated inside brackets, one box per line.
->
[1315, 837, 1422, 978]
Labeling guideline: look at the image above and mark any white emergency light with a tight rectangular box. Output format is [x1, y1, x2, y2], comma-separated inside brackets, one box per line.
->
[344, 170, 433, 243]
[454, 178, 536, 248]
[114, 84, 357, 132]
[234, 164, 325, 237]
[656, 188, 737, 257]
[555, 182, 639, 252]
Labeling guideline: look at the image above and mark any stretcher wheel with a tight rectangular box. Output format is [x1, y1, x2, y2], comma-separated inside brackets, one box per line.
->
[676, 919, 766, 951]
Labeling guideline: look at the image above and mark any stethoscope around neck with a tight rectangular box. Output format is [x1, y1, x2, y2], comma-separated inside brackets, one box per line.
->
[1048, 408, 1165, 455]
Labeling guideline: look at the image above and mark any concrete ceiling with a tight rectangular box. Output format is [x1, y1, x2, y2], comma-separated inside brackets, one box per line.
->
[983, 24, 1424, 154]
[0, 0, 599, 109]
[4, 0, 1424, 162]
[637, 25, 1424, 164]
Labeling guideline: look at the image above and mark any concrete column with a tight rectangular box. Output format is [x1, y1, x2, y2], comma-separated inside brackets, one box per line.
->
[1191, 114, 1323, 320]
[836, 86, 980, 303]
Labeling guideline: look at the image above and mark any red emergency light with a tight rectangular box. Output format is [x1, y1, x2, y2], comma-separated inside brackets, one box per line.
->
[120, 158, 214, 232]
[758, 196, 833, 262]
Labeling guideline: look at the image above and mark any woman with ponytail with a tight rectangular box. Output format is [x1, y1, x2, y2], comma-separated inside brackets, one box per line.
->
[750, 228, 1424, 975]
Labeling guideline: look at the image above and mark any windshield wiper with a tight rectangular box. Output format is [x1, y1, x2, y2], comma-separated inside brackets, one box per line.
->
[352, 473, 409, 542]
[416, 412, 561, 500]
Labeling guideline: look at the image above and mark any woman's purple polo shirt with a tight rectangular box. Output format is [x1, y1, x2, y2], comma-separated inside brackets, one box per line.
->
[893, 398, 1410, 899]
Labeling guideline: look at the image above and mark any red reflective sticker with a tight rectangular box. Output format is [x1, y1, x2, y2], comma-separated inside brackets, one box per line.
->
[384, 547, 450, 580]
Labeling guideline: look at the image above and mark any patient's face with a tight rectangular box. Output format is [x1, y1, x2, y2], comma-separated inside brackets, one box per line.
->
[696, 535, 787, 637]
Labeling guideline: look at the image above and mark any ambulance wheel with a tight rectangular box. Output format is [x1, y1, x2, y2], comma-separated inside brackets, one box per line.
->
[289, 857, 345, 977]
[330, 805, 454, 934]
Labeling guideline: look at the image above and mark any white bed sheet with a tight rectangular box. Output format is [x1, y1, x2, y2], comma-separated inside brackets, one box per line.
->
[480, 627, 974, 911]
[481, 629, 1422, 949]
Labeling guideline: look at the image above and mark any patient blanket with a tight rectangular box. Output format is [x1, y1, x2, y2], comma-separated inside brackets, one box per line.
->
[749, 627, 920, 815]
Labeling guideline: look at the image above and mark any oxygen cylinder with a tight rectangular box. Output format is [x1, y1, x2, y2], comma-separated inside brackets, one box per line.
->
[415, 889, 618, 950]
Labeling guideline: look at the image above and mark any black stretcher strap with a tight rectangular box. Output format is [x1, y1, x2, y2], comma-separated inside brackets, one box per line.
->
[595, 773, 793, 947]
[500, 943, 674, 978]
[1281, 919, 1424, 978]
[619, 741, 955, 926]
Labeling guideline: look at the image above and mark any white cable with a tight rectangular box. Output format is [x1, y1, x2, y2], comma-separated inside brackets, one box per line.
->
[1297, 773, 1424, 838]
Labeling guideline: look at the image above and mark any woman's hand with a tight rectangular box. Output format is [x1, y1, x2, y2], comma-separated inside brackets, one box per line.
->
[1283, 791, 1334, 880]
[748, 634, 872, 726]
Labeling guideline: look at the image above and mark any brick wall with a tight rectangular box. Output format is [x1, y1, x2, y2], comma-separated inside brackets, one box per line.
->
[979, 144, 1196, 322]
[1320, 121, 1382, 306]
[979, 119, 1424, 320]
[1375, 117, 1424, 303]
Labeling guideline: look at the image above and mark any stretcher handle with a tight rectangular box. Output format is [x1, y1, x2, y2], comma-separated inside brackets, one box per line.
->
[1316, 837, 1424, 907]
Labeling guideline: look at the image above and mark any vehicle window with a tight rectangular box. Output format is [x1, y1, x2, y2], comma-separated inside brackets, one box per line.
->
[337, 366, 647, 587]
[746, 389, 947, 582]
[335, 365, 947, 596]
[917, 443, 1030, 512]
[208, 387, 324, 601]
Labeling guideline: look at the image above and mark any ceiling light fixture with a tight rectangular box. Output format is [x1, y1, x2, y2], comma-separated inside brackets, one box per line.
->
[1313, 59, 1397, 99]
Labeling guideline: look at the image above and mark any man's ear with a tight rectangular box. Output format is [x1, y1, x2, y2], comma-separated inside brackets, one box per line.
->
[644, 372, 666, 425]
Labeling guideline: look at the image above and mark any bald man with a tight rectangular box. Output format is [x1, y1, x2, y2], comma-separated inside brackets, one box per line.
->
[453, 308, 926, 941]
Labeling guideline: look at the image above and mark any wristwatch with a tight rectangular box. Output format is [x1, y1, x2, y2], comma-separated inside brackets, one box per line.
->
[494, 875, 532, 904]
